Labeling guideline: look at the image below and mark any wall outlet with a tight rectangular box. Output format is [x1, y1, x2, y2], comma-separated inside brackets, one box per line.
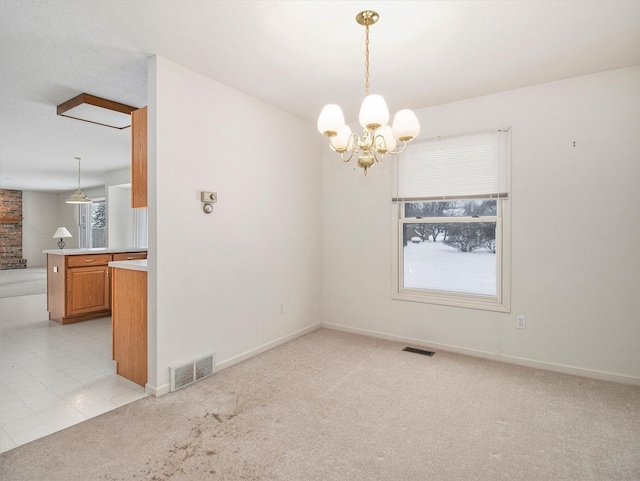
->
[516, 315, 526, 329]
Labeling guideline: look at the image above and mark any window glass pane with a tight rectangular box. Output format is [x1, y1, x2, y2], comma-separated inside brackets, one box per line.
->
[77, 201, 106, 248]
[90, 201, 106, 248]
[403, 222, 497, 296]
[404, 200, 496, 219]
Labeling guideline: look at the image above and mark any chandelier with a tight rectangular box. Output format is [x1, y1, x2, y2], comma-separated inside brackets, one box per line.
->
[317, 10, 420, 175]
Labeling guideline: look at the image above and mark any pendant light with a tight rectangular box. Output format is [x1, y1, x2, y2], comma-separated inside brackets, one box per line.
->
[65, 156, 93, 204]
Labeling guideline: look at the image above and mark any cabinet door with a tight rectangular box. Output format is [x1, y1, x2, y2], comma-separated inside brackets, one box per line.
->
[112, 268, 147, 387]
[66, 266, 110, 317]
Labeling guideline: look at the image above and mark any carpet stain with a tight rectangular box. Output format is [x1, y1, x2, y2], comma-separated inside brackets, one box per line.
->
[134, 395, 252, 480]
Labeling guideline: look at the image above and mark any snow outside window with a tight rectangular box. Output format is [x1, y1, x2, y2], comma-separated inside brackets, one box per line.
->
[391, 129, 510, 312]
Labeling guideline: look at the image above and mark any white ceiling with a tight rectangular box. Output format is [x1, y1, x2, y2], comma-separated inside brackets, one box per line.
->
[1, 0, 639, 192]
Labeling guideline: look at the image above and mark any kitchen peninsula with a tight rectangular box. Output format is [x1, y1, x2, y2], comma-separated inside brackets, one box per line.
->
[44, 248, 147, 325]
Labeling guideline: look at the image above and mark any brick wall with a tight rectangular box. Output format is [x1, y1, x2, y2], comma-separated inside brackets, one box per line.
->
[0, 189, 27, 269]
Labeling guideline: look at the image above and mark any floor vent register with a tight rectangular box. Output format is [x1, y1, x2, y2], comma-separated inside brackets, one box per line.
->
[402, 347, 436, 357]
[170, 353, 216, 391]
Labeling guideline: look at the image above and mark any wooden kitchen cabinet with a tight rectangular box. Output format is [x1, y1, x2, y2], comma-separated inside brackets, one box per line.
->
[112, 252, 147, 262]
[66, 260, 111, 318]
[111, 265, 147, 387]
[46, 251, 146, 325]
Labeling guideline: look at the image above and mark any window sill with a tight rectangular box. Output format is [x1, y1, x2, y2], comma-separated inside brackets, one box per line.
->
[392, 288, 510, 312]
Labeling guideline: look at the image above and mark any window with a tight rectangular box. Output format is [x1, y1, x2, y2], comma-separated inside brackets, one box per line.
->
[392, 129, 510, 311]
[77, 199, 106, 248]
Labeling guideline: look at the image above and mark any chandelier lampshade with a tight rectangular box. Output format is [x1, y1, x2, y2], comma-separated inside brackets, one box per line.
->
[330, 125, 353, 152]
[392, 109, 421, 141]
[317, 10, 420, 175]
[317, 104, 345, 137]
[375, 126, 396, 153]
[359, 94, 389, 130]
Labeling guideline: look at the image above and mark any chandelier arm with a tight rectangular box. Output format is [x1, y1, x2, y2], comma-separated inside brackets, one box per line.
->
[328, 132, 360, 163]
[371, 133, 386, 162]
[387, 140, 410, 156]
[340, 149, 355, 163]
[349, 132, 361, 152]
[328, 141, 355, 162]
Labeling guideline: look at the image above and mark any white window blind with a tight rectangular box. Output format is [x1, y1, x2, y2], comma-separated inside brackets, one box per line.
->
[393, 129, 510, 201]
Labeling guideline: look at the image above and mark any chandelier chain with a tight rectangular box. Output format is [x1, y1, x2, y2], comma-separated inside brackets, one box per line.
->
[364, 22, 370, 97]
[76, 157, 81, 189]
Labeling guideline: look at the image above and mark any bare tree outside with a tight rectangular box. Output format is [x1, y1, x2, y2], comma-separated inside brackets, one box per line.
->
[91, 201, 106, 229]
[404, 200, 496, 250]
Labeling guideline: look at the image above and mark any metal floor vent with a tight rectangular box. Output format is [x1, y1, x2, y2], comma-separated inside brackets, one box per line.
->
[170, 353, 215, 392]
[403, 347, 436, 357]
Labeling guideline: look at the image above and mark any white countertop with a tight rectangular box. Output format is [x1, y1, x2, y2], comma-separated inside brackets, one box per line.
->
[109, 259, 148, 272]
[43, 248, 147, 256]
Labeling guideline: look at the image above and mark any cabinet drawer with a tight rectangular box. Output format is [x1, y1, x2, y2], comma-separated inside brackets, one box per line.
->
[67, 254, 111, 268]
[112, 252, 147, 261]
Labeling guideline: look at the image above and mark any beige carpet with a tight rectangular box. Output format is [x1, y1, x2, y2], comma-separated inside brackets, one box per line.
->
[0, 267, 46, 298]
[1, 328, 639, 480]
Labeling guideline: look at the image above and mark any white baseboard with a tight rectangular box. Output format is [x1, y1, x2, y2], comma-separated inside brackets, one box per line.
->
[146, 323, 321, 397]
[322, 322, 640, 386]
[145, 382, 170, 397]
[214, 323, 322, 373]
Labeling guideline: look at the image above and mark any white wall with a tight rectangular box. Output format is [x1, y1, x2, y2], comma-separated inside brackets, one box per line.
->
[107, 184, 135, 248]
[321, 65, 640, 383]
[56, 193, 78, 249]
[148, 56, 322, 394]
[22, 191, 60, 265]
[105, 167, 130, 187]
[105, 167, 146, 248]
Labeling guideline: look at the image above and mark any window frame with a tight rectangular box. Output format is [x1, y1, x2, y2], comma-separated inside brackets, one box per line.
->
[77, 198, 107, 249]
[391, 198, 510, 312]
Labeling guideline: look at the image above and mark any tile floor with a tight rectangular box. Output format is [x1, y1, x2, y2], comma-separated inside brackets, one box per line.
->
[0, 293, 146, 453]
